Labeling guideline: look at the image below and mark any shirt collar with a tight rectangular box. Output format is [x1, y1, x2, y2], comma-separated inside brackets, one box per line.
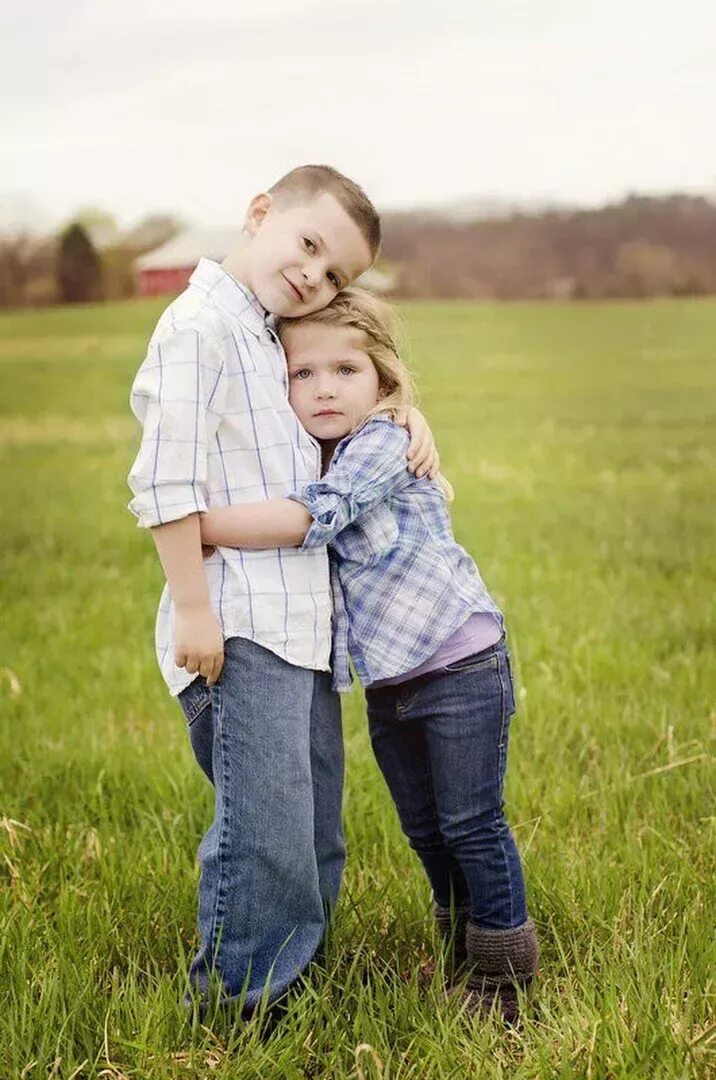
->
[189, 258, 271, 338]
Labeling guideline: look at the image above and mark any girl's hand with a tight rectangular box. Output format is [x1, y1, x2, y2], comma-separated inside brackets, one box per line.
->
[397, 406, 440, 478]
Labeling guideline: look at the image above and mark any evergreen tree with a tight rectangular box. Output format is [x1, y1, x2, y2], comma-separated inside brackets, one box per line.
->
[56, 223, 103, 303]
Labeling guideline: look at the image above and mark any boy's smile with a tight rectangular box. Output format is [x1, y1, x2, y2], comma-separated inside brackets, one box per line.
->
[240, 192, 374, 318]
[284, 323, 381, 441]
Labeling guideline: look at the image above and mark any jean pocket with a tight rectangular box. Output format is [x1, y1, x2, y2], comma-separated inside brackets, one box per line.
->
[503, 649, 517, 715]
[442, 650, 499, 675]
[178, 676, 212, 726]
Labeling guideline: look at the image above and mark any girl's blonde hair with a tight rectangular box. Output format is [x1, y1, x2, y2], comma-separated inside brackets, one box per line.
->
[277, 287, 453, 499]
[277, 287, 413, 420]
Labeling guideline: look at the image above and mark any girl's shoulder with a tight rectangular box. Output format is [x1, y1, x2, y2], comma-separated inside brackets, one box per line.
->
[353, 413, 406, 438]
[335, 414, 409, 460]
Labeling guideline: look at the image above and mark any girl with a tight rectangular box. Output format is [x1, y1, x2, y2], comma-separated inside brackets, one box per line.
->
[199, 288, 538, 1022]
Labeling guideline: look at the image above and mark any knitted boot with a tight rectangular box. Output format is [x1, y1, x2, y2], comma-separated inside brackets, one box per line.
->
[434, 901, 470, 973]
[418, 902, 470, 987]
[458, 918, 539, 1025]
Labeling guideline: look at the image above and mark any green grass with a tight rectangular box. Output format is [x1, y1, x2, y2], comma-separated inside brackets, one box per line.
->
[1, 296, 714, 1078]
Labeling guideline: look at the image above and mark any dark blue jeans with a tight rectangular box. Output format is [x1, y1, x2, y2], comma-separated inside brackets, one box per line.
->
[178, 636, 345, 1011]
[365, 638, 528, 929]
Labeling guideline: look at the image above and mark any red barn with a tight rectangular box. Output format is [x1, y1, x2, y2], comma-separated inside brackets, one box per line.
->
[135, 228, 237, 297]
[136, 227, 396, 299]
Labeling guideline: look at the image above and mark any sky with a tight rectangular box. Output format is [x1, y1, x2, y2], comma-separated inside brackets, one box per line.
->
[1, 0, 714, 232]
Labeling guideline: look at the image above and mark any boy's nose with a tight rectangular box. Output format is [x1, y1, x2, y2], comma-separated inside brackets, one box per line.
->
[302, 264, 321, 289]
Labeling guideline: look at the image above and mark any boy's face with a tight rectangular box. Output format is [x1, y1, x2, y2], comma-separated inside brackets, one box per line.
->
[242, 192, 373, 317]
[284, 322, 381, 441]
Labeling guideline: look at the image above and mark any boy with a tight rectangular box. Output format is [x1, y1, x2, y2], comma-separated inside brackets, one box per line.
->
[127, 165, 437, 1015]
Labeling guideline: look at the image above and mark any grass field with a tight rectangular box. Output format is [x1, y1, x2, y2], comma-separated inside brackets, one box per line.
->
[1, 296, 714, 1079]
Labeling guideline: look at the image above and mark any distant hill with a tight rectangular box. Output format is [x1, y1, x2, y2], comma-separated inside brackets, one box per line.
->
[386, 194, 574, 223]
[382, 194, 716, 299]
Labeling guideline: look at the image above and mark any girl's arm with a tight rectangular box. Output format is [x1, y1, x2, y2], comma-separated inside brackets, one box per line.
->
[200, 500, 312, 549]
[293, 419, 414, 550]
[200, 418, 416, 552]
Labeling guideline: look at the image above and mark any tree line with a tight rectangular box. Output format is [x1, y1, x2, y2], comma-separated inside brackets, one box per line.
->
[2, 194, 716, 308]
[382, 194, 716, 299]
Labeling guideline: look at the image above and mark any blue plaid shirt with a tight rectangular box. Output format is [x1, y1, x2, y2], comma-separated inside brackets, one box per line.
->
[289, 415, 503, 692]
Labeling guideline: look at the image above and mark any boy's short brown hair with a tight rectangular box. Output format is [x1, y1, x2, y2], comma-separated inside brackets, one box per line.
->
[269, 165, 381, 261]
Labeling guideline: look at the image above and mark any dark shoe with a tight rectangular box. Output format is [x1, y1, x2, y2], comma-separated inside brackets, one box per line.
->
[451, 918, 539, 1026]
[416, 902, 470, 988]
[433, 901, 470, 975]
[458, 983, 522, 1026]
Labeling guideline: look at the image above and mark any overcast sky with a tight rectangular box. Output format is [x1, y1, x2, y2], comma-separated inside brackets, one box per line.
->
[1, 0, 714, 231]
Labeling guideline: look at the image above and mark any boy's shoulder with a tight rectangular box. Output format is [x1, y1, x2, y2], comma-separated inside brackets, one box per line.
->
[149, 282, 230, 352]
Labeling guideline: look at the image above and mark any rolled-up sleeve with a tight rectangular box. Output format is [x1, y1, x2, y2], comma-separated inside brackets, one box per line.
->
[127, 323, 227, 528]
[288, 419, 412, 549]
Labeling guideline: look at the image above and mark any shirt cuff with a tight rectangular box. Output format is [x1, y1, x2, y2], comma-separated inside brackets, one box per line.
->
[128, 483, 208, 528]
[286, 489, 346, 550]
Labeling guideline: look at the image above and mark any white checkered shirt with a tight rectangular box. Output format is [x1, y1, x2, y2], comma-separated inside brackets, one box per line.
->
[128, 258, 332, 695]
[289, 416, 503, 692]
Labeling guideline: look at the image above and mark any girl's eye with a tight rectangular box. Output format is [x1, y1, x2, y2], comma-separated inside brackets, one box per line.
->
[327, 271, 340, 287]
[292, 369, 311, 380]
[338, 365, 355, 376]
[303, 237, 316, 252]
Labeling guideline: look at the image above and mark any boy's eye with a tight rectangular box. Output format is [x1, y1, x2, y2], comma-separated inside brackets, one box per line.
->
[303, 237, 316, 252]
[292, 369, 311, 380]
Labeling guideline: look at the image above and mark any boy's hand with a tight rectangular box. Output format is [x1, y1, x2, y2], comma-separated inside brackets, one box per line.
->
[397, 405, 440, 479]
[174, 602, 224, 685]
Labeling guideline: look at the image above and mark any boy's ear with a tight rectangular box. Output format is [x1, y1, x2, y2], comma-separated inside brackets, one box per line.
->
[244, 193, 272, 236]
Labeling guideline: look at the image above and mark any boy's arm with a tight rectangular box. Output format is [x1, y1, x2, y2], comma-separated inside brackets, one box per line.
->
[128, 324, 227, 527]
[400, 406, 440, 479]
[151, 515, 224, 684]
[128, 323, 228, 683]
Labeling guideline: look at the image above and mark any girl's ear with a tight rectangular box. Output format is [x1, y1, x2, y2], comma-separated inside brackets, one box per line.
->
[243, 193, 272, 236]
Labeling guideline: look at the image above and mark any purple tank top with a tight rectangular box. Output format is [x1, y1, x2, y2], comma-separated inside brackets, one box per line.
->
[367, 611, 503, 688]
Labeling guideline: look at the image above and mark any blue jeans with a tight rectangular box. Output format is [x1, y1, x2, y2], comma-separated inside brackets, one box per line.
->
[365, 638, 528, 929]
[178, 636, 345, 1012]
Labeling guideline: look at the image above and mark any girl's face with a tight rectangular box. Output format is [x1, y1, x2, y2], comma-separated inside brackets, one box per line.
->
[284, 322, 381, 442]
